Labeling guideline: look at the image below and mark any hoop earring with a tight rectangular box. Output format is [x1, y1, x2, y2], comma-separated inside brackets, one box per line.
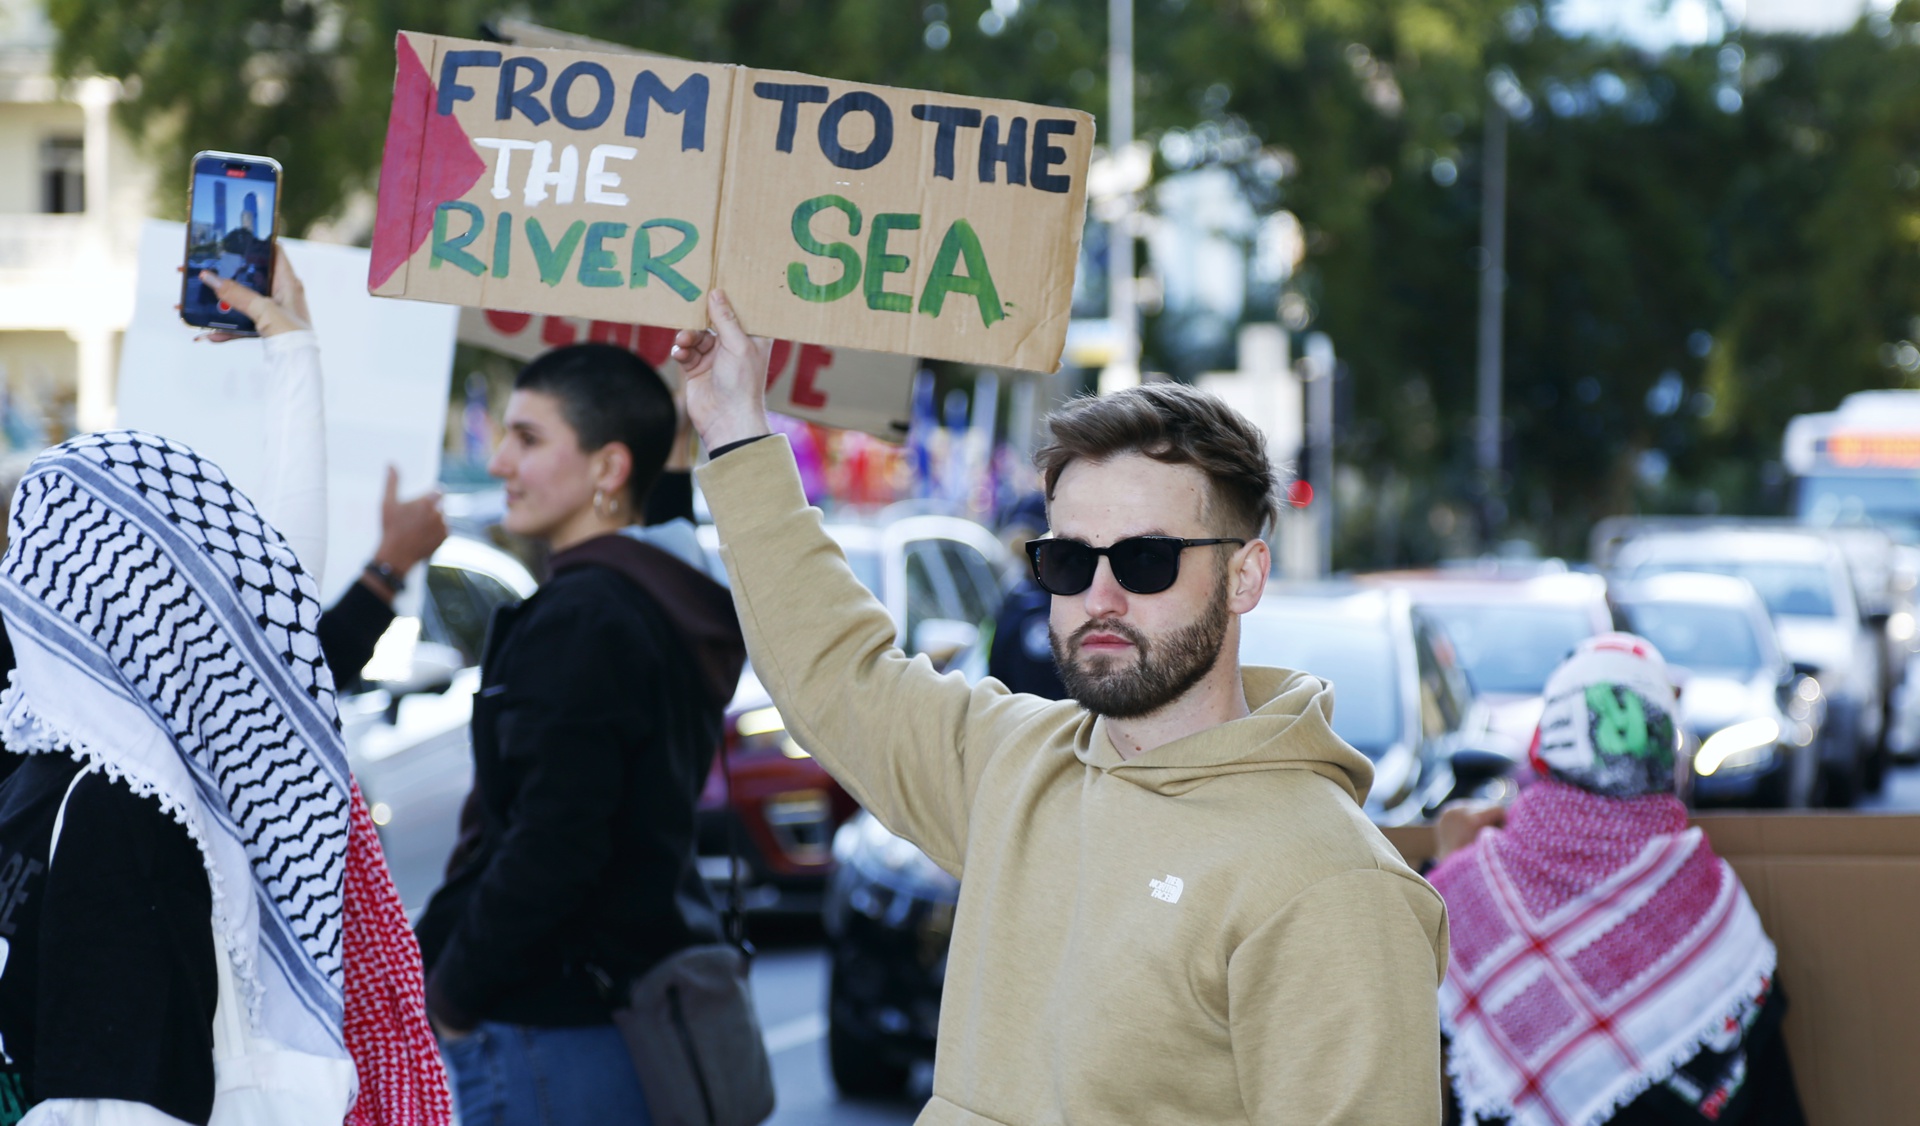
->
[592, 488, 606, 518]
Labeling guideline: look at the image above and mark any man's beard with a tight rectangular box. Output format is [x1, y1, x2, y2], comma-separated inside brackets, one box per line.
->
[1052, 579, 1233, 719]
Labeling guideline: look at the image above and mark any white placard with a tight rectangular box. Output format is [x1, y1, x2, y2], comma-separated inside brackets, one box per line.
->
[117, 220, 459, 607]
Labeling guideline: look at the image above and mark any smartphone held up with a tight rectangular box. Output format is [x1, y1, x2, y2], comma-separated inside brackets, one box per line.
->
[181, 151, 281, 335]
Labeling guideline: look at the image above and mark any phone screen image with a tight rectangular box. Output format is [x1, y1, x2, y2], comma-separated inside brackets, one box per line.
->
[182, 155, 279, 332]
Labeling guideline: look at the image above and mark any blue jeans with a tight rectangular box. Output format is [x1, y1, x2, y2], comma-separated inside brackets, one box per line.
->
[440, 1021, 653, 1126]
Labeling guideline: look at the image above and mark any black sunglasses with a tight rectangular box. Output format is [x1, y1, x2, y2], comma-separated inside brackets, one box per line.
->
[1025, 535, 1247, 596]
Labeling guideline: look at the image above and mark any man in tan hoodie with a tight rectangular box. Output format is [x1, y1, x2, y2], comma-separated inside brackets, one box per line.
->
[674, 292, 1447, 1125]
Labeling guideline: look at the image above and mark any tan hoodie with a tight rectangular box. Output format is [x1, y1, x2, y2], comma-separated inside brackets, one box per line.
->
[700, 437, 1448, 1125]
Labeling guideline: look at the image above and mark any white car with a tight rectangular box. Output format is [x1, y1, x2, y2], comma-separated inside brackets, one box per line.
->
[1613, 529, 1886, 805]
[694, 513, 1010, 913]
[696, 513, 1009, 661]
[1238, 585, 1508, 825]
[342, 535, 536, 913]
[1356, 569, 1616, 758]
[1613, 572, 1825, 808]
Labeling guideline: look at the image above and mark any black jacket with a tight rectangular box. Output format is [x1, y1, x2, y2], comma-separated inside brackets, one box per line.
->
[316, 580, 395, 691]
[415, 532, 745, 1029]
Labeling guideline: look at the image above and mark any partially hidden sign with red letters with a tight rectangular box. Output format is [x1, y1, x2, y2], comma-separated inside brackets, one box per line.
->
[372, 32, 1093, 373]
[457, 307, 916, 440]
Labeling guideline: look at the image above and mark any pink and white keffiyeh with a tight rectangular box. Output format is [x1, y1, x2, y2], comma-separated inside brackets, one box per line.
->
[1430, 780, 1773, 1126]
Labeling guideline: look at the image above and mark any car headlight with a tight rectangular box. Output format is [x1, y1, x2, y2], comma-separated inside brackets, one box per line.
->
[731, 705, 810, 758]
[1695, 718, 1779, 777]
[833, 812, 956, 894]
[1890, 611, 1917, 644]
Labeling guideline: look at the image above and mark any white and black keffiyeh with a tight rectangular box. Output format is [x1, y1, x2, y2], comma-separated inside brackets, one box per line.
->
[0, 430, 350, 1059]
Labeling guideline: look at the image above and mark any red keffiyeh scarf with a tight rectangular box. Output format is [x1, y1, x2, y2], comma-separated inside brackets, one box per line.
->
[345, 782, 452, 1126]
[1429, 780, 1773, 1126]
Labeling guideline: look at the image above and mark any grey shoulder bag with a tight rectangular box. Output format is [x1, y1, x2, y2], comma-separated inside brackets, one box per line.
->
[608, 744, 776, 1126]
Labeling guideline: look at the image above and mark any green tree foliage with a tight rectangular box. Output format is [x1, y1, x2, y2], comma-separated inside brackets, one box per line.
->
[47, 0, 464, 233]
[1327, 8, 1920, 561]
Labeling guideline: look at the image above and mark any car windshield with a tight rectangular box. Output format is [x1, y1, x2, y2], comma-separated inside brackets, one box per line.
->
[1616, 601, 1764, 677]
[1239, 617, 1401, 757]
[1629, 560, 1835, 618]
[1419, 604, 1596, 695]
[1798, 475, 1920, 543]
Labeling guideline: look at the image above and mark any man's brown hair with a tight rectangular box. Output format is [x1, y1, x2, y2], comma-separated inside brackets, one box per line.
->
[1034, 383, 1280, 538]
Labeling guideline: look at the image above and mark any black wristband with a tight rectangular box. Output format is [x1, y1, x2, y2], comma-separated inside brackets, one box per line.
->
[711, 434, 771, 459]
[365, 560, 405, 594]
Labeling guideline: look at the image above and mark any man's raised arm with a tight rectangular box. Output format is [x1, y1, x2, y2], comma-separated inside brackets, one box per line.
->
[675, 292, 1049, 872]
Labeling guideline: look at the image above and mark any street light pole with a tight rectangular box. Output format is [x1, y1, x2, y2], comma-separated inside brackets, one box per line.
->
[1102, 0, 1139, 393]
[1474, 96, 1508, 542]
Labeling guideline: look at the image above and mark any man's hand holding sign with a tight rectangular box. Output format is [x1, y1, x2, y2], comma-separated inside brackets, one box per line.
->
[371, 32, 1092, 374]
[672, 289, 772, 451]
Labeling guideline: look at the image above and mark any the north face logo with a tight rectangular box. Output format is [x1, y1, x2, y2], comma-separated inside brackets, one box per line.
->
[1149, 874, 1184, 904]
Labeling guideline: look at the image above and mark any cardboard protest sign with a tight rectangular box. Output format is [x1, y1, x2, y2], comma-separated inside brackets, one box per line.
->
[371, 32, 1092, 373]
[714, 68, 1093, 372]
[457, 306, 914, 439]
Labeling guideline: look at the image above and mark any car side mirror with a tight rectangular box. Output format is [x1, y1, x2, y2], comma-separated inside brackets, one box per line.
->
[1450, 747, 1514, 794]
[912, 618, 980, 669]
[376, 640, 465, 722]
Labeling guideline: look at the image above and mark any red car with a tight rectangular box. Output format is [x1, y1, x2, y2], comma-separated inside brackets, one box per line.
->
[696, 670, 862, 913]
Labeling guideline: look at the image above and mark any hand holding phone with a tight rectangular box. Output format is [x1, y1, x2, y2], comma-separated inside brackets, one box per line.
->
[181, 151, 282, 335]
[195, 244, 311, 342]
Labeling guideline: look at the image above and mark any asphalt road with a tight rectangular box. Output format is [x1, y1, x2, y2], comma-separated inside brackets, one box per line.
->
[750, 922, 928, 1125]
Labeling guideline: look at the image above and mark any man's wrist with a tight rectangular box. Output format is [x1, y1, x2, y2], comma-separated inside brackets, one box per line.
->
[698, 411, 772, 452]
[710, 435, 772, 459]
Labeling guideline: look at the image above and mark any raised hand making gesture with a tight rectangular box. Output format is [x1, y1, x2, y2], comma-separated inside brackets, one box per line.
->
[671, 289, 774, 451]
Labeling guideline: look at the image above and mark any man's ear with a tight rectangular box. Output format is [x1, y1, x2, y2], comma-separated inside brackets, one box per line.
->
[1228, 539, 1269, 613]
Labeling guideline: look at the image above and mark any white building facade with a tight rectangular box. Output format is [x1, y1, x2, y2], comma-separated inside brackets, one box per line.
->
[0, 0, 149, 443]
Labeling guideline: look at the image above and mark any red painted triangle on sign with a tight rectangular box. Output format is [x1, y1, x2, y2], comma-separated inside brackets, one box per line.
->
[370, 34, 488, 290]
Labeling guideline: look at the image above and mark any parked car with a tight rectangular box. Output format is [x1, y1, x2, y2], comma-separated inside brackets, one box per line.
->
[1613, 572, 1826, 807]
[1239, 585, 1514, 824]
[343, 534, 537, 913]
[822, 808, 959, 1097]
[1355, 569, 1617, 757]
[695, 514, 1009, 913]
[822, 583, 1515, 1098]
[1610, 527, 1886, 804]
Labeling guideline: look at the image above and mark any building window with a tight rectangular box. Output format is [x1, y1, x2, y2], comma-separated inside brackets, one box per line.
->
[41, 137, 85, 214]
